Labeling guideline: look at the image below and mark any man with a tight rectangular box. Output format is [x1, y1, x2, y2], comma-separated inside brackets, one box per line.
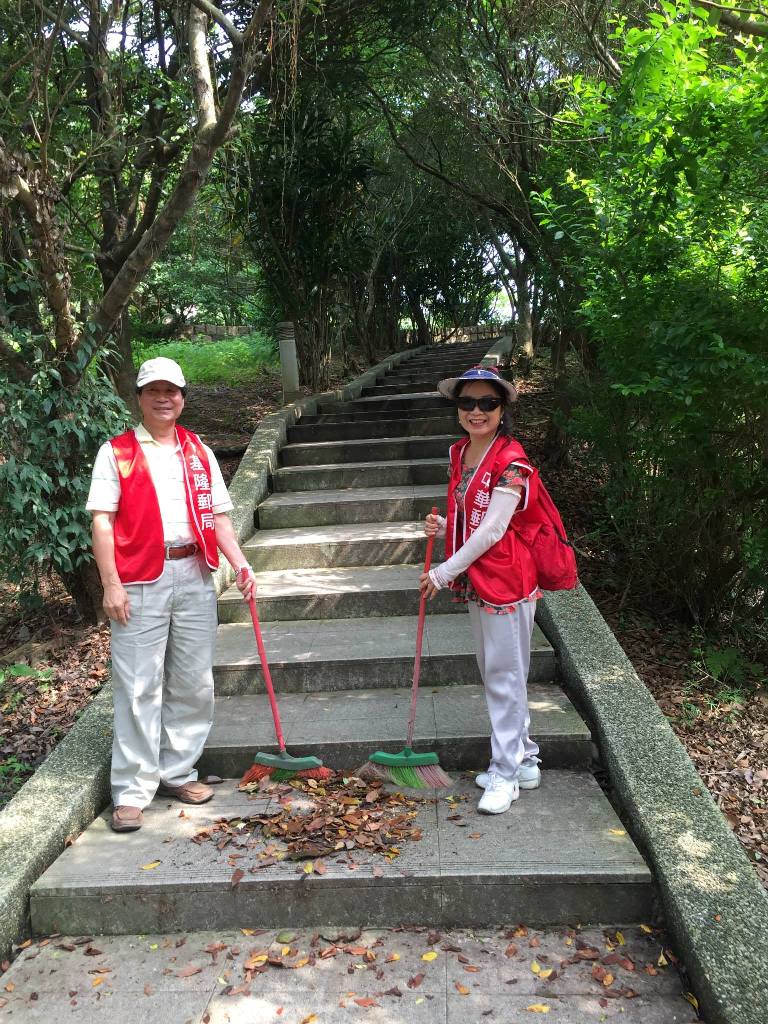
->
[87, 357, 254, 832]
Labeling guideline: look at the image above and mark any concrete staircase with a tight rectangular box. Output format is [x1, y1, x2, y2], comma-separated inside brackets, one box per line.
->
[30, 342, 653, 936]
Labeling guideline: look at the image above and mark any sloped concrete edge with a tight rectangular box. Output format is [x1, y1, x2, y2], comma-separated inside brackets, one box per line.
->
[0, 683, 113, 957]
[0, 346, 425, 960]
[538, 586, 768, 1024]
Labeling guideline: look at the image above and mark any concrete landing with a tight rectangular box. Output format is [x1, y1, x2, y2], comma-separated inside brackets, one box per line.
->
[0, 923, 698, 1024]
[199, 683, 592, 778]
[212, 614, 555, 694]
[30, 776, 653, 936]
[218, 564, 463, 622]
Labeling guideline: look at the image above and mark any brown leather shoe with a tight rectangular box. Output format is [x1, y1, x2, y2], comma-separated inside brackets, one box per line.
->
[111, 806, 144, 832]
[156, 780, 214, 804]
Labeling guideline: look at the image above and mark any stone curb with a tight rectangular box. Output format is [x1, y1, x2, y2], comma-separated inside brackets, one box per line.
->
[0, 345, 424, 960]
[538, 586, 768, 1024]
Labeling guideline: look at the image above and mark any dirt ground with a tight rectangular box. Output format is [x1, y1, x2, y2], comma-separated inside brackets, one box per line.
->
[1, 356, 765, 891]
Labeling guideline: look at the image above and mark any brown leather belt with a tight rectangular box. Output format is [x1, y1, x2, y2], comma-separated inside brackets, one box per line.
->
[165, 543, 199, 560]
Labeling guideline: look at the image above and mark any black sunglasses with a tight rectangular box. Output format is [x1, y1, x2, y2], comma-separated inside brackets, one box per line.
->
[456, 395, 503, 412]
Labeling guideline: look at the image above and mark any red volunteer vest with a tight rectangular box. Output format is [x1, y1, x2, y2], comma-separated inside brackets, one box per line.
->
[110, 426, 219, 584]
[445, 434, 539, 606]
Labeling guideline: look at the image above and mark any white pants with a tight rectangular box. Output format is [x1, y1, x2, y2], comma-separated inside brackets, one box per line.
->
[110, 556, 218, 808]
[468, 600, 539, 781]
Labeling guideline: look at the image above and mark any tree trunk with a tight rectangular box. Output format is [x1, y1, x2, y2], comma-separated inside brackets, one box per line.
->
[515, 265, 534, 375]
[407, 293, 432, 347]
[543, 329, 571, 468]
[62, 560, 105, 626]
[105, 315, 139, 416]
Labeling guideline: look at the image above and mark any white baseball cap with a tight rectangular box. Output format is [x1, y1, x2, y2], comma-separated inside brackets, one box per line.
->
[136, 357, 186, 390]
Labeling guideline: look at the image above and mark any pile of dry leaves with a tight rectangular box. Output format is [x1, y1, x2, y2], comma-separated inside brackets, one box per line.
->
[192, 775, 425, 875]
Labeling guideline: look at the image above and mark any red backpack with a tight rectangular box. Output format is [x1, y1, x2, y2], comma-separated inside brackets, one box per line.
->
[512, 473, 578, 591]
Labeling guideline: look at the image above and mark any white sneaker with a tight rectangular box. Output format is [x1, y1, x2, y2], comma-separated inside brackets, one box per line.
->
[477, 772, 519, 814]
[476, 763, 541, 790]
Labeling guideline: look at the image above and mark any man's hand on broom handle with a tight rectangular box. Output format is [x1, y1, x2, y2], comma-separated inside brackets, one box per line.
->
[235, 564, 256, 601]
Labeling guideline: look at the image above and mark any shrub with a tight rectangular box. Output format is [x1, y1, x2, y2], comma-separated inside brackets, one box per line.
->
[133, 332, 278, 386]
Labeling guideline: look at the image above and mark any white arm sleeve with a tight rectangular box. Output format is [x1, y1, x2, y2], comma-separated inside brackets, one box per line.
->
[429, 486, 521, 589]
[433, 514, 447, 538]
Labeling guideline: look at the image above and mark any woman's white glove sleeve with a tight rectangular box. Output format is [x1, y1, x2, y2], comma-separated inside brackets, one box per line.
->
[428, 486, 521, 589]
[432, 514, 447, 538]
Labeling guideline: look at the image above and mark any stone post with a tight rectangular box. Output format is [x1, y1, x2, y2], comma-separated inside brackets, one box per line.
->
[276, 321, 301, 404]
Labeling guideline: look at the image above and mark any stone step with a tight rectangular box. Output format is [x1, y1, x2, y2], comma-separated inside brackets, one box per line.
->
[280, 434, 455, 466]
[318, 392, 449, 414]
[198, 683, 592, 778]
[287, 416, 456, 443]
[272, 458, 446, 492]
[218, 564, 464, 622]
[243, 520, 437, 571]
[258, 484, 445, 529]
[212, 614, 554, 695]
[297, 406, 447, 425]
[362, 380, 440, 396]
[30, 774, 652, 935]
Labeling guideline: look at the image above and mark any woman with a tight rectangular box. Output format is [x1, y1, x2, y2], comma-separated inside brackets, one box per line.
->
[420, 365, 541, 814]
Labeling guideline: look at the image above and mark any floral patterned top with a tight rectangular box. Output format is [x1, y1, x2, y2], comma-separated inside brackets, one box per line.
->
[451, 461, 541, 615]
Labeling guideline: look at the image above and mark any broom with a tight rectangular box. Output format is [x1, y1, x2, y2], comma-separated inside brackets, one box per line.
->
[239, 595, 333, 785]
[358, 508, 452, 789]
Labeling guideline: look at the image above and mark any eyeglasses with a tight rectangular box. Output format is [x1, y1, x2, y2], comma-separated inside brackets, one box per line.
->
[455, 395, 503, 412]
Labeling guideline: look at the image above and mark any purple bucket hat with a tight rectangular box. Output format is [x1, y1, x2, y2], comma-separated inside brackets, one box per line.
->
[436, 364, 517, 403]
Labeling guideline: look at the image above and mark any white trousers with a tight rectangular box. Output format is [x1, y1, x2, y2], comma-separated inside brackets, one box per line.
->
[468, 600, 539, 781]
[110, 556, 218, 808]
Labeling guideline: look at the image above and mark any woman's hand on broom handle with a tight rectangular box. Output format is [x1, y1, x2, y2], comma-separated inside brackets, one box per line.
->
[419, 507, 440, 600]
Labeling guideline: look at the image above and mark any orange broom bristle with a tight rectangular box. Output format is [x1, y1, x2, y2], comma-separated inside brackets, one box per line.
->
[239, 763, 334, 787]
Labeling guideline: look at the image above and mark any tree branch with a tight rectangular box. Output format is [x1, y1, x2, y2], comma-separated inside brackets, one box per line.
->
[696, 0, 768, 37]
[188, 4, 217, 131]
[188, 0, 242, 46]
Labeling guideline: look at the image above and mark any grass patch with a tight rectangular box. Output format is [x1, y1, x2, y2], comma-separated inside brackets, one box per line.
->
[134, 331, 278, 386]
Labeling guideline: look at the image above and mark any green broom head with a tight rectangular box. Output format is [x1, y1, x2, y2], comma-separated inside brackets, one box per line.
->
[363, 748, 452, 789]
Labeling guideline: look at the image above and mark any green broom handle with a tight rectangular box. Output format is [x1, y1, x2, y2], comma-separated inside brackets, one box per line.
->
[406, 507, 438, 749]
[247, 596, 287, 754]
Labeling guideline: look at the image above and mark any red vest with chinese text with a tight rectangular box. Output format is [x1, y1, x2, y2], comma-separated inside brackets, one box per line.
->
[109, 426, 219, 584]
[445, 434, 538, 606]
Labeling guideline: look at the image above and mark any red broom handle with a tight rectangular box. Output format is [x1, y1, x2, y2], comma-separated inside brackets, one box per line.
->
[247, 596, 287, 754]
[406, 508, 438, 748]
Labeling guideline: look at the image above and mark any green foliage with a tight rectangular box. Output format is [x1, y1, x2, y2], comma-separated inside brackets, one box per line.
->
[0, 363, 129, 594]
[133, 332, 277, 386]
[535, 1, 768, 626]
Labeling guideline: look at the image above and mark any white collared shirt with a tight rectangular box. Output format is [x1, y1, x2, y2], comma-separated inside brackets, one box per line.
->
[86, 424, 233, 543]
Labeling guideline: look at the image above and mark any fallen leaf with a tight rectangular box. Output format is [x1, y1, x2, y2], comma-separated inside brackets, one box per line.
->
[299, 1015, 318, 1024]
[91, 977, 104, 988]
[385, 952, 400, 963]
[504, 944, 518, 958]
[684, 992, 699, 1011]
[4, 983, 14, 993]
[468, 832, 483, 839]
[83, 946, 103, 956]
[608, 829, 626, 836]
[531, 961, 541, 975]
[144, 983, 154, 996]
[231, 868, 244, 887]
[455, 982, 470, 995]
[538, 968, 553, 980]
[177, 964, 203, 977]
[241, 929, 256, 936]
[140, 861, 161, 871]
[407, 973, 425, 989]
[529, 936, 540, 948]
[525, 1005, 550, 1013]
[639, 924, 653, 934]
[354, 997, 380, 1007]
[422, 950, 438, 961]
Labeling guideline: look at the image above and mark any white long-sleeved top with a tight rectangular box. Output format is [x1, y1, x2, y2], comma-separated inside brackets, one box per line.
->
[428, 486, 522, 589]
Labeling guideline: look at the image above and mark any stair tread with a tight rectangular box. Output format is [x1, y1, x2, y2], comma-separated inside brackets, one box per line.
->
[214, 614, 551, 668]
[282, 433, 455, 452]
[260, 483, 445, 509]
[275, 458, 444, 475]
[243, 519, 427, 549]
[207, 683, 590, 749]
[220, 563, 426, 603]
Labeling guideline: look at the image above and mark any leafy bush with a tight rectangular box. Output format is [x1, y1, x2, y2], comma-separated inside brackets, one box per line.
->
[133, 332, 278, 386]
[0, 365, 129, 599]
